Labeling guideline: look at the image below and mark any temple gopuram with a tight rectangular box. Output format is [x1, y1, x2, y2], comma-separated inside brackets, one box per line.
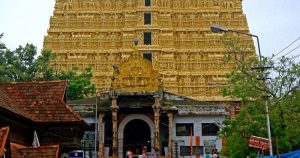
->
[43, 0, 254, 158]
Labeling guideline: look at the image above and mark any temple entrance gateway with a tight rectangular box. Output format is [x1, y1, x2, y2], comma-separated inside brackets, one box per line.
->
[123, 119, 151, 156]
[118, 114, 154, 158]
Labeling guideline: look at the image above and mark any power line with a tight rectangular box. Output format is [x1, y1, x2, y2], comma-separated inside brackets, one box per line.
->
[274, 43, 300, 61]
[271, 35, 300, 59]
[292, 53, 300, 61]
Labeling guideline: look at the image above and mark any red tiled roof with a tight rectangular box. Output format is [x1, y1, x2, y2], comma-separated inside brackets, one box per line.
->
[0, 80, 83, 122]
[10, 142, 59, 158]
[0, 87, 32, 120]
[0, 127, 9, 157]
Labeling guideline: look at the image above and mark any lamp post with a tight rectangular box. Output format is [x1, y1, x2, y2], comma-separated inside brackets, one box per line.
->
[210, 24, 273, 156]
[95, 92, 98, 158]
[211, 24, 262, 62]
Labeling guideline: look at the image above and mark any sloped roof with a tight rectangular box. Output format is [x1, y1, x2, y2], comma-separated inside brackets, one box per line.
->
[0, 127, 9, 157]
[10, 142, 59, 158]
[0, 80, 83, 122]
[0, 86, 32, 120]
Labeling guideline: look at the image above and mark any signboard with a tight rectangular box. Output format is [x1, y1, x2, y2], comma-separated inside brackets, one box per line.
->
[203, 140, 216, 147]
[193, 146, 204, 155]
[180, 146, 204, 156]
[69, 150, 84, 158]
[204, 140, 216, 153]
[248, 136, 269, 150]
[146, 152, 158, 158]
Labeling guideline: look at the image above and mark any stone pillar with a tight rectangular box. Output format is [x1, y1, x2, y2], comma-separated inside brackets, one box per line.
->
[98, 113, 105, 158]
[152, 93, 161, 154]
[111, 96, 119, 158]
[167, 112, 174, 158]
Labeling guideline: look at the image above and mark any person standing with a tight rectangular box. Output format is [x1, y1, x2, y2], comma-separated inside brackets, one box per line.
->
[205, 151, 211, 158]
[142, 146, 147, 158]
[212, 153, 218, 158]
[126, 149, 133, 158]
[211, 148, 218, 158]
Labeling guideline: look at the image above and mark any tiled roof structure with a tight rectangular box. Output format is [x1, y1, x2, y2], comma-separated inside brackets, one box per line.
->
[0, 86, 32, 120]
[0, 80, 83, 122]
[0, 127, 9, 157]
[10, 143, 59, 158]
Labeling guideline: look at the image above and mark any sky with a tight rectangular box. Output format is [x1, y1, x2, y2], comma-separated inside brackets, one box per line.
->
[0, 0, 299, 61]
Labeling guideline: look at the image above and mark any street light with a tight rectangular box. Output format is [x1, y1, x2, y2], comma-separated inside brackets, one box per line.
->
[210, 24, 273, 156]
[95, 92, 98, 158]
[211, 24, 262, 62]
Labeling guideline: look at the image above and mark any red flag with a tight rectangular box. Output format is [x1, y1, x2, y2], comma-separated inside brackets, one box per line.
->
[190, 127, 193, 155]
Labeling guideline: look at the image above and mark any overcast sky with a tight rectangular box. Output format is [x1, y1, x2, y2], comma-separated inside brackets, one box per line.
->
[0, 0, 299, 61]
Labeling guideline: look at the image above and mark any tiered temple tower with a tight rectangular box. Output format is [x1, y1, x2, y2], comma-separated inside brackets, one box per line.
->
[44, 0, 253, 101]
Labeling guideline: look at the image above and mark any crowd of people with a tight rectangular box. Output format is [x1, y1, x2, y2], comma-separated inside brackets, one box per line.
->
[127, 146, 219, 158]
[126, 146, 148, 158]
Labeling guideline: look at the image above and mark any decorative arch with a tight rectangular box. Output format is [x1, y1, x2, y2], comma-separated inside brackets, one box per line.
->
[118, 114, 154, 158]
[111, 50, 162, 93]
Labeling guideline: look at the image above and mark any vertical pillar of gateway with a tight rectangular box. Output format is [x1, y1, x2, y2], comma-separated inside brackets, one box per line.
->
[167, 112, 174, 158]
[98, 113, 105, 158]
[111, 96, 119, 158]
[152, 93, 161, 155]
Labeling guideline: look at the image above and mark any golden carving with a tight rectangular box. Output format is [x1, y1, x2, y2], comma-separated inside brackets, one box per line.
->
[112, 49, 161, 92]
[44, 0, 253, 101]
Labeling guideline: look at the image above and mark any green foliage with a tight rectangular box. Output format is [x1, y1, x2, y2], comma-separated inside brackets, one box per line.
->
[0, 34, 96, 100]
[219, 36, 300, 157]
[0, 33, 11, 82]
[0, 43, 38, 81]
[269, 89, 300, 152]
[220, 101, 268, 157]
[0, 33, 5, 49]
[35, 48, 57, 81]
[57, 68, 96, 100]
[0, 44, 57, 82]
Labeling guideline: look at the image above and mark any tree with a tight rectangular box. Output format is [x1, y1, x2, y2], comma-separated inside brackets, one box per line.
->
[0, 43, 55, 82]
[0, 33, 11, 82]
[0, 34, 96, 100]
[0, 33, 5, 49]
[57, 68, 96, 100]
[219, 35, 300, 157]
[35, 48, 57, 81]
[0, 42, 38, 82]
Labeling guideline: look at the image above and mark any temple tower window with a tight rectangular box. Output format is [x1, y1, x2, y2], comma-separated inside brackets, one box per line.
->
[143, 52, 152, 62]
[144, 32, 152, 45]
[144, 12, 151, 25]
[145, 0, 151, 7]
